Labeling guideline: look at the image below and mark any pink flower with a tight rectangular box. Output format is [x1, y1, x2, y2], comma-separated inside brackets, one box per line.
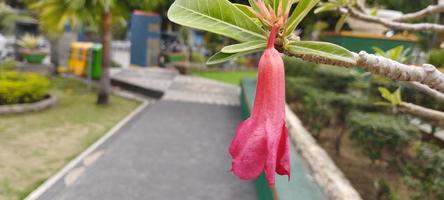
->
[229, 26, 290, 186]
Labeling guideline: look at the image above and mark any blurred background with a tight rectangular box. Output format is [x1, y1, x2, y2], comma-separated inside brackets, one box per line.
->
[1, 0, 444, 200]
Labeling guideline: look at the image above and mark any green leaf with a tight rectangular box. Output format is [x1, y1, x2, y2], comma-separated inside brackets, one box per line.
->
[248, 0, 258, 10]
[264, 0, 277, 10]
[167, 0, 266, 42]
[206, 49, 262, 65]
[234, 3, 256, 18]
[389, 46, 403, 61]
[234, 3, 262, 26]
[378, 87, 392, 102]
[372, 47, 386, 56]
[335, 13, 348, 32]
[394, 88, 402, 104]
[221, 40, 266, 53]
[286, 41, 356, 64]
[284, 0, 320, 36]
[314, 2, 339, 14]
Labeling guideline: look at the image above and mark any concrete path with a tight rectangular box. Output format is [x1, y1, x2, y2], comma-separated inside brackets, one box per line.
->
[31, 68, 256, 200]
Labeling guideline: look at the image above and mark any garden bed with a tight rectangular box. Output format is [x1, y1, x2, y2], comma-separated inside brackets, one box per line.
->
[0, 77, 140, 200]
[0, 94, 57, 115]
[284, 56, 444, 200]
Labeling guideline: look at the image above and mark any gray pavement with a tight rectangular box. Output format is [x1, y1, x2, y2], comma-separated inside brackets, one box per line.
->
[34, 68, 256, 200]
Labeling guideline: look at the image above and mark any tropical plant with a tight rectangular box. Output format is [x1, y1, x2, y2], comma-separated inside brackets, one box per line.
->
[17, 33, 39, 50]
[28, 0, 165, 104]
[373, 45, 411, 64]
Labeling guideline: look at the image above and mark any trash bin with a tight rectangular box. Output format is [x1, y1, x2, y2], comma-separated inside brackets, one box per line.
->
[68, 42, 102, 79]
[68, 42, 93, 76]
[91, 44, 102, 79]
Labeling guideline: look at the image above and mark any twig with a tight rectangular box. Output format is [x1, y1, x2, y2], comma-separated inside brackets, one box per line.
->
[393, 4, 444, 22]
[345, 6, 444, 32]
[399, 102, 444, 124]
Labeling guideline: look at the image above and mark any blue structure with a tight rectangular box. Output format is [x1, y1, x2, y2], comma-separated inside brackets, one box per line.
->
[130, 11, 161, 67]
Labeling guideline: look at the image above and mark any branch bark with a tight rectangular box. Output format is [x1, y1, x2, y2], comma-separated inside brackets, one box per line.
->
[392, 4, 444, 22]
[399, 102, 444, 124]
[284, 50, 444, 93]
[355, 51, 444, 93]
[345, 6, 444, 32]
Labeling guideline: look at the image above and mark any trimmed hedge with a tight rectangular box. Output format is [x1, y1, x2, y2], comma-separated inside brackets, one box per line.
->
[314, 65, 357, 93]
[404, 143, 444, 199]
[283, 56, 317, 77]
[346, 111, 419, 162]
[0, 71, 50, 105]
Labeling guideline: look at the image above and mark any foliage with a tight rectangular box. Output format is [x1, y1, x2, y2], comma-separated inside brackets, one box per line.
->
[167, 0, 356, 65]
[283, 56, 318, 77]
[0, 71, 50, 105]
[373, 45, 411, 64]
[376, 178, 400, 200]
[27, 0, 162, 36]
[378, 87, 401, 106]
[314, 64, 357, 92]
[190, 52, 206, 63]
[404, 143, 444, 200]
[0, 2, 32, 35]
[365, 0, 435, 13]
[427, 49, 444, 68]
[0, 58, 17, 71]
[346, 111, 419, 162]
[17, 34, 39, 50]
[286, 76, 376, 134]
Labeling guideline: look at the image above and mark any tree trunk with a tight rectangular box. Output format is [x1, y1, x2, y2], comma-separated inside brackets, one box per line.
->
[49, 37, 60, 75]
[335, 126, 345, 156]
[97, 10, 112, 105]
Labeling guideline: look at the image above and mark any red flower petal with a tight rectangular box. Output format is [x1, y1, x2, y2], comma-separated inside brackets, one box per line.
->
[229, 26, 290, 186]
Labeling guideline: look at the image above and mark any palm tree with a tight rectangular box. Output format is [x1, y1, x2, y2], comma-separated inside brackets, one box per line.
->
[28, 0, 163, 105]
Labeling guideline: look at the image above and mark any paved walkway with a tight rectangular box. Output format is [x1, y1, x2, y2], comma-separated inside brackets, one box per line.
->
[32, 68, 256, 200]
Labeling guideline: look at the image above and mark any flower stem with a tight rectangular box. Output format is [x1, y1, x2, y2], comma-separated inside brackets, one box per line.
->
[267, 26, 280, 49]
[271, 185, 280, 200]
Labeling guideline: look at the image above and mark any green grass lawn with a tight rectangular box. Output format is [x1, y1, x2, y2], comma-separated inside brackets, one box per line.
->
[0, 77, 140, 200]
[191, 70, 257, 85]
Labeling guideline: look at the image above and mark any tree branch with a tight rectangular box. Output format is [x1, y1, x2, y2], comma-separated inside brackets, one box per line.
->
[392, 4, 444, 22]
[399, 102, 444, 124]
[345, 6, 444, 32]
[356, 51, 444, 93]
[284, 50, 444, 93]
[401, 82, 444, 103]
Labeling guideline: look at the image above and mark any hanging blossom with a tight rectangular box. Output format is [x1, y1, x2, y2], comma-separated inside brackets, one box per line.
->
[229, 0, 290, 186]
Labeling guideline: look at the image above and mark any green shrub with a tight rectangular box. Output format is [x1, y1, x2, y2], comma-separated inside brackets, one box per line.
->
[404, 143, 444, 200]
[191, 52, 206, 63]
[283, 56, 317, 77]
[314, 65, 357, 93]
[346, 111, 419, 162]
[0, 58, 17, 71]
[427, 49, 444, 68]
[0, 71, 50, 105]
[285, 77, 318, 101]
